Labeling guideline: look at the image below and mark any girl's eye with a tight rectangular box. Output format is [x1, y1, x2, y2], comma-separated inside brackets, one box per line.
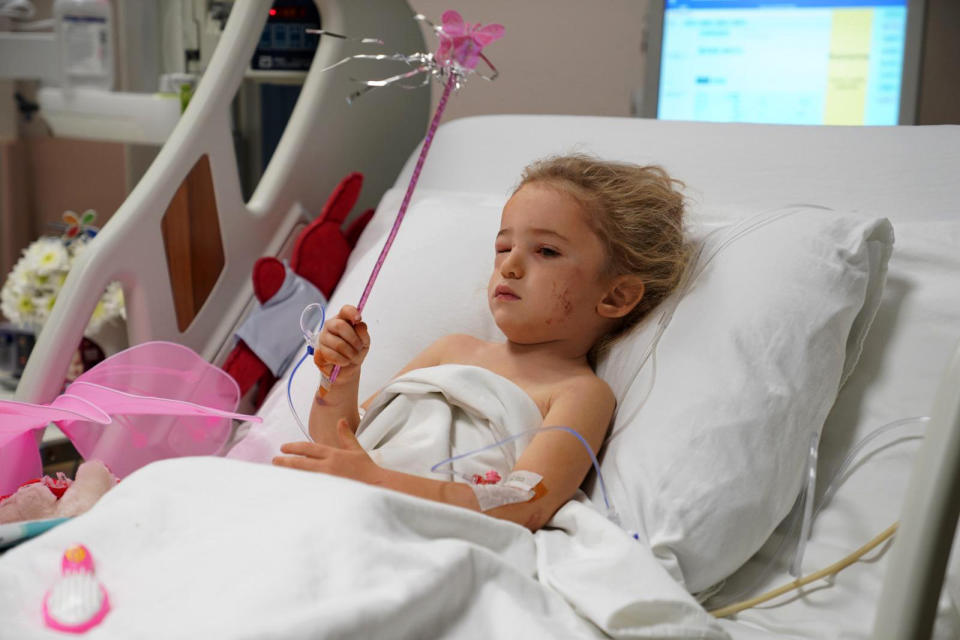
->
[538, 246, 560, 257]
[495, 247, 510, 254]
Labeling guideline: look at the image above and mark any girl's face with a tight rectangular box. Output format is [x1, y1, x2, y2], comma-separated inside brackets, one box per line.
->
[489, 182, 612, 345]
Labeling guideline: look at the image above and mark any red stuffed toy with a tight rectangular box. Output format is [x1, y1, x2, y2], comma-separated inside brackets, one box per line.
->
[222, 173, 373, 407]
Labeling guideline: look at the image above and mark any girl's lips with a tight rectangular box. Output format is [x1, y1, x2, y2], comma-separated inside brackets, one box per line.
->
[494, 285, 520, 300]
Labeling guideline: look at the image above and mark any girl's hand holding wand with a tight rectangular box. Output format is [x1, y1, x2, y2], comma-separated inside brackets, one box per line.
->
[305, 305, 369, 445]
[314, 305, 370, 389]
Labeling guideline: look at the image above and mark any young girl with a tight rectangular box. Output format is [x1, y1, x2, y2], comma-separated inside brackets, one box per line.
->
[272, 155, 687, 532]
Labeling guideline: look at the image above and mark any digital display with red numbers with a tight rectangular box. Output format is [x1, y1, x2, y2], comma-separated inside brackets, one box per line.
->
[270, 7, 308, 20]
[253, 1, 321, 70]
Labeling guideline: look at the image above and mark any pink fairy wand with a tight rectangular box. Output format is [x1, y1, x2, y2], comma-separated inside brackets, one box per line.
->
[311, 11, 504, 391]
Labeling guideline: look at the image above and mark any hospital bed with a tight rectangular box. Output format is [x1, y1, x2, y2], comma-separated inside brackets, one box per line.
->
[3, 1, 960, 639]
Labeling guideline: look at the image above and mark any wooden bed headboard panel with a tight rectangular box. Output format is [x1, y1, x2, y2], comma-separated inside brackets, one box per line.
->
[161, 154, 226, 333]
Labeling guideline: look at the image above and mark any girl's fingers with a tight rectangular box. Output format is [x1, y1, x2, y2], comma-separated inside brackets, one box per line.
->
[317, 344, 351, 367]
[326, 318, 365, 353]
[339, 305, 362, 324]
[354, 322, 370, 351]
[320, 333, 359, 361]
[273, 455, 324, 472]
[280, 441, 327, 457]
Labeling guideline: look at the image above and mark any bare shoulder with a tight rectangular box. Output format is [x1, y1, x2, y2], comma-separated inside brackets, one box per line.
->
[432, 333, 485, 363]
[559, 372, 616, 414]
[543, 372, 616, 450]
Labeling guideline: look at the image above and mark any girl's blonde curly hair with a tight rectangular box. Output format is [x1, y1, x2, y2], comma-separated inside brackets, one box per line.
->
[517, 154, 689, 362]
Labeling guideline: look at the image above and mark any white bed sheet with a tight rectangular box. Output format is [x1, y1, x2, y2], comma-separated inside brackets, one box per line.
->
[0, 456, 728, 639]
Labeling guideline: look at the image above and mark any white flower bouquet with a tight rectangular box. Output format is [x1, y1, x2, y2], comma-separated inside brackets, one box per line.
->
[0, 212, 125, 336]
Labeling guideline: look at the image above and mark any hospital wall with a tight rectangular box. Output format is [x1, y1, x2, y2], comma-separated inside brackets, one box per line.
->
[408, 0, 651, 123]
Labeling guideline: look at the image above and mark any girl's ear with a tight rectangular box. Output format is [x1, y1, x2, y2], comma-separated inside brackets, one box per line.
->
[597, 275, 645, 319]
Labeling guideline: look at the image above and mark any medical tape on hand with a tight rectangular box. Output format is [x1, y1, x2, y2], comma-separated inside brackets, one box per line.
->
[311, 349, 333, 398]
[317, 370, 332, 397]
[470, 470, 543, 511]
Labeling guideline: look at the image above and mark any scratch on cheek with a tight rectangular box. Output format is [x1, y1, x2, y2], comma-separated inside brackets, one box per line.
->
[558, 287, 573, 317]
[548, 283, 574, 322]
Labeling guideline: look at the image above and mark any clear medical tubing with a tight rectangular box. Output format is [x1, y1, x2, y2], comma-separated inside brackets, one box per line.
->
[704, 415, 929, 611]
[791, 431, 820, 577]
[790, 415, 929, 576]
[327, 74, 458, 388]
[430, 425, 616, 521]
[288, 303, 326, 440]
[288, 352, 313, 440]
[815, 415, 929, 523]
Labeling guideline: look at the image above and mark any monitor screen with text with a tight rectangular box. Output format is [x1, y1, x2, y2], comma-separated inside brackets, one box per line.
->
[657, 0, 908, 125]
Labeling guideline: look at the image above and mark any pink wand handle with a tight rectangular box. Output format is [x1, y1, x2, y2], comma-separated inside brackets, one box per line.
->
[328, 74, 457, 386]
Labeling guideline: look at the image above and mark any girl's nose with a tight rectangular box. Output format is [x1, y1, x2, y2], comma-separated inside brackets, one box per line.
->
[500, 250, 523, 278]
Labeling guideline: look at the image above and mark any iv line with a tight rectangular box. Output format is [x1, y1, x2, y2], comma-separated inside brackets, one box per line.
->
[430, 424, 616, 521]
[287, 303, 326, 441]
[706, 415, 929, 617]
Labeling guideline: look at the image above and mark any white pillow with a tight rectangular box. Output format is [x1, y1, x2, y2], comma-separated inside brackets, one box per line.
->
[234, 188, 893, 596]
[330, 188, 508, 402]
[594, 206, 893, 593]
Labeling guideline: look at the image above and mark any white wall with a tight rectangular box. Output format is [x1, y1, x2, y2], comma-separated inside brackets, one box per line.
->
[407, 1, 652, 122]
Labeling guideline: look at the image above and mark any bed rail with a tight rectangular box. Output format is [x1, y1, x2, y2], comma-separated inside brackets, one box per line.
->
[14, 0, 429, 406]
[873, 338, 960, 639]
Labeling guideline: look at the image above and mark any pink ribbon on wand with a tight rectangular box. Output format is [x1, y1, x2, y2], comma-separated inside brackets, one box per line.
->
[327, 74, 456, 386]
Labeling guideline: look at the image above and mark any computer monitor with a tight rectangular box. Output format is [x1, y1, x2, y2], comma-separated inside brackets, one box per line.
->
[642, 0, 926, 125]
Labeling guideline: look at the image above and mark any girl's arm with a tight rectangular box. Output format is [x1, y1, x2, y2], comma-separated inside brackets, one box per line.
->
[281, 374, 615, 532]
[308, 305, 368, 446]
[486, 375, 615, 530]
[276, 419, 480, 510]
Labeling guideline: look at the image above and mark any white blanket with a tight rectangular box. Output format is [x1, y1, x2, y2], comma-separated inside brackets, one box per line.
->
[355, 364, 542, 483]
[0, 366, 727, 639]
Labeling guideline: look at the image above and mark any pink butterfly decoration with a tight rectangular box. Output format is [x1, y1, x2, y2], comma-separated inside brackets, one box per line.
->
[0, 341, 261, 493]
[435, 10, 505, 71]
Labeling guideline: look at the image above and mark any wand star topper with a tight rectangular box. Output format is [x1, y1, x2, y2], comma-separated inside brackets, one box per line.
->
[433, 10, 505, 73]
[309, 10, 504, 102]
[306, 11, 504, 399]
